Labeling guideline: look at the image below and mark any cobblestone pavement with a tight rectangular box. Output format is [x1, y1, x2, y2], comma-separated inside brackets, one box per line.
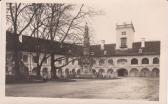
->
[6, 77, 159, 101]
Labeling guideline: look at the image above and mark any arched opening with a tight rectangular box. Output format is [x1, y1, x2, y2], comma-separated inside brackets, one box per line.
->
[77, 69, 80, 75]
[42, 68, 48, 79]
[99, 59, 105, 66]
[65, 68, 70, 78]
[142, 58, 149, 64]
[153, 57, 159, 64]
[98, 69, 105, 78]
[151, 68, 159, 77]
[140, 68, 150, 77]
[129, 68, 139, 77]
[117, 68, 128, 77]
[92, 69, 96, 75]
[131, 58, 138, 65]
[108, 59, 113, 65]
[72, 69, 76, 78]
[32, 67, 38, 76]
[58, 69, 63, 78]
[117, 59, 127, 65]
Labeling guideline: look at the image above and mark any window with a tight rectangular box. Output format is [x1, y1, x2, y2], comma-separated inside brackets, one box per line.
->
[117, 59, 127, 65]
[142, 58, 149, 64]
[122, 31, 126, 35]
[72, 60, 75, 65]
[43, 58, 48, 64]
[139, 49, 142, 53]
[153, 57, 159, 64]
[120, 37, 127, 48]
[108, 59, 113, 65]
[32, 56, 38, 63]
[99, 59, 105, 66]
[104, 50, 107, 55]
[22, 55, 28, 62]
[131, 58, 138, 65]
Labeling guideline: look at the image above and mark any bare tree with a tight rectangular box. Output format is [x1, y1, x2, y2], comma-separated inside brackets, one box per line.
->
[43, 3, 99, 79]
[6, 3, 39, 79]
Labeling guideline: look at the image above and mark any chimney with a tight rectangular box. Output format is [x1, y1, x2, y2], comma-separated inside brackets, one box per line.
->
[141, 38, 145, 48]
[100, 40, 105, 50]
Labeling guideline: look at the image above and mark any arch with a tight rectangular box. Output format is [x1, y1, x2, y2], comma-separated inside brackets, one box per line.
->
[142, 58, 149, 64]
[107, 69, 113, 74]
[65, 68, 70, 78]
[42, 68, 48, 79]
[42, 68, 48, 74]
[151, 68, 159, 77]
[92, 69, 96, 75]
[72, 69, 76, 78]
[99, 59, 105, 66]
[58, 68, 63, 78]
[131, 58, 138, 65]
[77, 69, 81, 75]
[108, 59, 113, 65]
[117, 68, 128, 77]
[140, 68, 150, 77]
[98, 69, 105, 78]
[32, 67, 38, 75]
[129, 68, 139, 77]
[153, 57, 159, 64]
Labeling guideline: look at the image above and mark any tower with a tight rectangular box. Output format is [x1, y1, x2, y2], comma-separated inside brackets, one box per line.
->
[116, 22, 135, 49]
[80, 23, 94, 78]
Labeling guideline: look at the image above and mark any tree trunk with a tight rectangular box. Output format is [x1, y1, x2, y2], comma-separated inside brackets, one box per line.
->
[13, 35, 22, 80]
[36, 64, 41, 77]
[51, 53, 56, 79]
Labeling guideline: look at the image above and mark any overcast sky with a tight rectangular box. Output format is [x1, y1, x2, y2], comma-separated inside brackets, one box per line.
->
[84, 0, 168, 44]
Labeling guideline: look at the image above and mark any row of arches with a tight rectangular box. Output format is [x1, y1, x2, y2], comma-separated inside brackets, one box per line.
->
[94, 68, 159, 78]
[30, 67, 159, 79]
[93, 57, 159, 66]
[131, 57, 159, 65]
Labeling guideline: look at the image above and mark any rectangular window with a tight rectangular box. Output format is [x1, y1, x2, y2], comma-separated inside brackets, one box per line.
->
[23, 55, 28, 62]
[122, 31, 126, 35]
[120, 37, 127, 48]
[32, 56, 38, 63]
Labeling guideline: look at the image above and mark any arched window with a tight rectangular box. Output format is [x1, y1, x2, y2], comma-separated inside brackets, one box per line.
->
[99, 59, 105, 66]
[153, 57, 159, 64]
[108, 59, 113, 65]
[142, 58, 149, 64]
[117, 59, 127, 65]
[131, 58, 138, 65]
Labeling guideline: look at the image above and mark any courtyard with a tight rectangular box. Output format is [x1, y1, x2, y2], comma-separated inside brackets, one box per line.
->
[5, 77, 159, 101]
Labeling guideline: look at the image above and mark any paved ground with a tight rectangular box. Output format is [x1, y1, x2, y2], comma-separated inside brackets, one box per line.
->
[5, 77, 159, 101]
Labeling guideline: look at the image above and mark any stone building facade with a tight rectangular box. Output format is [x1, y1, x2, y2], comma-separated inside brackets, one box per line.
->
[6, 23, 160, 79]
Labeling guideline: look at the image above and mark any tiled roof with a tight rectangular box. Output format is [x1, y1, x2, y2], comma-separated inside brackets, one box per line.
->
[6, 32, 160, 57]
[90, 41, 160, 57]
[6, 32, 83, 56]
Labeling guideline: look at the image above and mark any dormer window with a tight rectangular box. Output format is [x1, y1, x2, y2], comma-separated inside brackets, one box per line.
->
[90, 52, 95, 56]
[122, 31, 126, 35]
[139, 49, 142, 53]
[104, 50, 107, 55]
